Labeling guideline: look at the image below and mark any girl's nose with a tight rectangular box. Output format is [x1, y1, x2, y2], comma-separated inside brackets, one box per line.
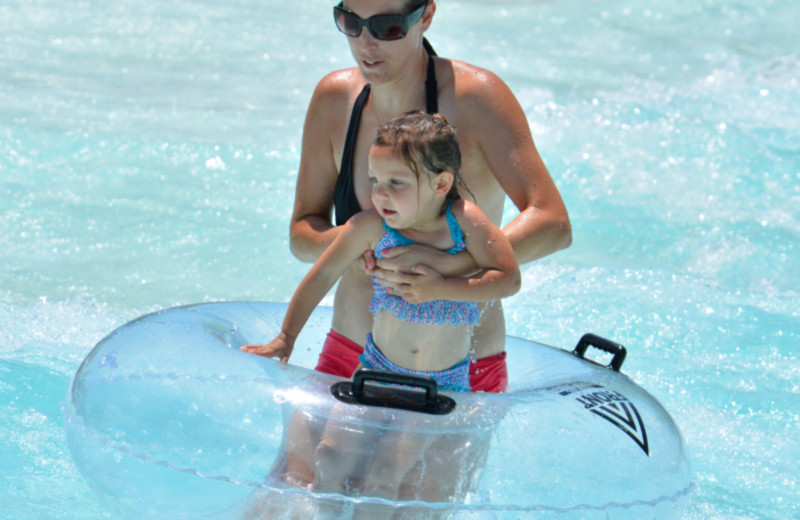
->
[373, 183, 389, 199]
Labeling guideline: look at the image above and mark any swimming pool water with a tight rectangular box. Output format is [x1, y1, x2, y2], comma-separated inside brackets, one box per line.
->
[1, 0, 797, 518]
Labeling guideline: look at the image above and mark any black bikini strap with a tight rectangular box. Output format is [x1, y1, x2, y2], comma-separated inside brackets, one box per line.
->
[345, 84, 371, 156]
[423, 38, 438, 114]
[423, 37, 437, 57]
[335, 41, 437, 225]
[335, 84, 371, 226]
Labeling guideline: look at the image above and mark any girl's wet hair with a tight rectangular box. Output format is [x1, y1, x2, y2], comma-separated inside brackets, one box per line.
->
[374, 111, 472, 204]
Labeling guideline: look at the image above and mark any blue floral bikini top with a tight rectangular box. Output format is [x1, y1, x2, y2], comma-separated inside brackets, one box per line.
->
[369, 200, 481, 326]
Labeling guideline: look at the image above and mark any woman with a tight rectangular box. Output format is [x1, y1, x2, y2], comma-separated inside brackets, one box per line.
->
[241, 0, 572, 509]
[285, 0, 571, 393]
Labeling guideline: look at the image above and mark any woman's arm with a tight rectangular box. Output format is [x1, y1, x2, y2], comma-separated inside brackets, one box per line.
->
[394, 201, 520, 305]
[466, 66, 572, 264]
[288, 72, 354, 263]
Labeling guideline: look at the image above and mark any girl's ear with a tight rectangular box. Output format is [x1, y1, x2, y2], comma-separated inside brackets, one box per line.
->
[433, 171, 455, 196]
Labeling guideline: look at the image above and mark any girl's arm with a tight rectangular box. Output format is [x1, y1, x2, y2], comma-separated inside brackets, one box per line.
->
[394, 201, 520, 305]
[241, 210, 382, 361]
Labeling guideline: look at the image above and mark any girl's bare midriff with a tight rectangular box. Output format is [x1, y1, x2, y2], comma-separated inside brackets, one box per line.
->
[372, 313, 470, 372]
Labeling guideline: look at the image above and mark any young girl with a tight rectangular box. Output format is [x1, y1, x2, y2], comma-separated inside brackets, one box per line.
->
[243, 111, 519, 389]
[242, 111, 519, 504]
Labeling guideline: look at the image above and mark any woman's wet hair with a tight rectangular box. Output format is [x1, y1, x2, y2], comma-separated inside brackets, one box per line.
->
[404, 0, 430, 15]
[374, 111, 472, 205]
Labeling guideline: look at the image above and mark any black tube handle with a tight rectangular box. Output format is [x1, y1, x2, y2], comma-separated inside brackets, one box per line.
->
[573, 333, 627, 371]
[331, 369, 456, 415]
[352, 369, 439, 404]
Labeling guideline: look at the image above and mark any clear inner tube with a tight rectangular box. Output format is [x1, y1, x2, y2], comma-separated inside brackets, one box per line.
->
[63, 302, 695, 519]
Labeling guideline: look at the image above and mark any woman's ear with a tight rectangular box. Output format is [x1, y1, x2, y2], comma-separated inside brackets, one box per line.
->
[433, 171, 455, 196]
[421, 1, 436, 32]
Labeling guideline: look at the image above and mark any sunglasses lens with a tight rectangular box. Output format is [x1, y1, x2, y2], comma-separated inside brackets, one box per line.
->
[370, 16, 406, 40]
[335, 10, 362, 37]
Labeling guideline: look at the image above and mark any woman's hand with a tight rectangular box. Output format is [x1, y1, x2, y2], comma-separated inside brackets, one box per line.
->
[380, 264, 445, 304]
[376, 243, 478, 279]
[361, 249, 377, 274]
[375, 244, 444, 275]
[240, 334, 294, 363]
[372, 245, 450, 303]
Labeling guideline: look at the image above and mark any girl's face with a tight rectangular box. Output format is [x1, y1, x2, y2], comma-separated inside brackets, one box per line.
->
[368, 145, 439, 229]
[338, 0, 431, 84]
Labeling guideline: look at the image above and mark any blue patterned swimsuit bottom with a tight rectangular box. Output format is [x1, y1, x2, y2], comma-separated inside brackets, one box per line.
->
[360, 333, 471, 392]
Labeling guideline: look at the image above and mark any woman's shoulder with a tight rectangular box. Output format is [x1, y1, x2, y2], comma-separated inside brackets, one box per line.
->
[435, 57, 516, 114]
[303, 67, 369, 134]
[312, 67, 367, 106]
[437, 58, 508, 92]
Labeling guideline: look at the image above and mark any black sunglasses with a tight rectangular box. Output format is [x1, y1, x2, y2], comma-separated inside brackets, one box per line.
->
[333, 1, 428, 41]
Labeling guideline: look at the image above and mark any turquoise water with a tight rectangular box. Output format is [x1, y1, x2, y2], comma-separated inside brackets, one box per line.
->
[1, 0, 797, 518]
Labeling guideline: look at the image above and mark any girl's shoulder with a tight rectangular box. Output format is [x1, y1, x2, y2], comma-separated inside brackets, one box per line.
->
[345, 208, 386, 247]
[449, 199, 496, 237]
[449, 198, 483, 222]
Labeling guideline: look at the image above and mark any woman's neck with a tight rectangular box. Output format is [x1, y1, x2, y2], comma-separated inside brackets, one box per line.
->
[369, 49, 429, 121]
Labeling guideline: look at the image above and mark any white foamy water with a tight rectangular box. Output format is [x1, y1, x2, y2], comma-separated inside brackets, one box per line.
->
[1, 0, 797, 518]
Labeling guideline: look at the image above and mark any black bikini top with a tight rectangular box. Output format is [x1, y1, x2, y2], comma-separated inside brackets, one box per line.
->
[333, 39, 439, 226]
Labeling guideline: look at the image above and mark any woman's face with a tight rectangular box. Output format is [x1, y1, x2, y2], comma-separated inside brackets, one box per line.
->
[339, 0, 431, 84]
